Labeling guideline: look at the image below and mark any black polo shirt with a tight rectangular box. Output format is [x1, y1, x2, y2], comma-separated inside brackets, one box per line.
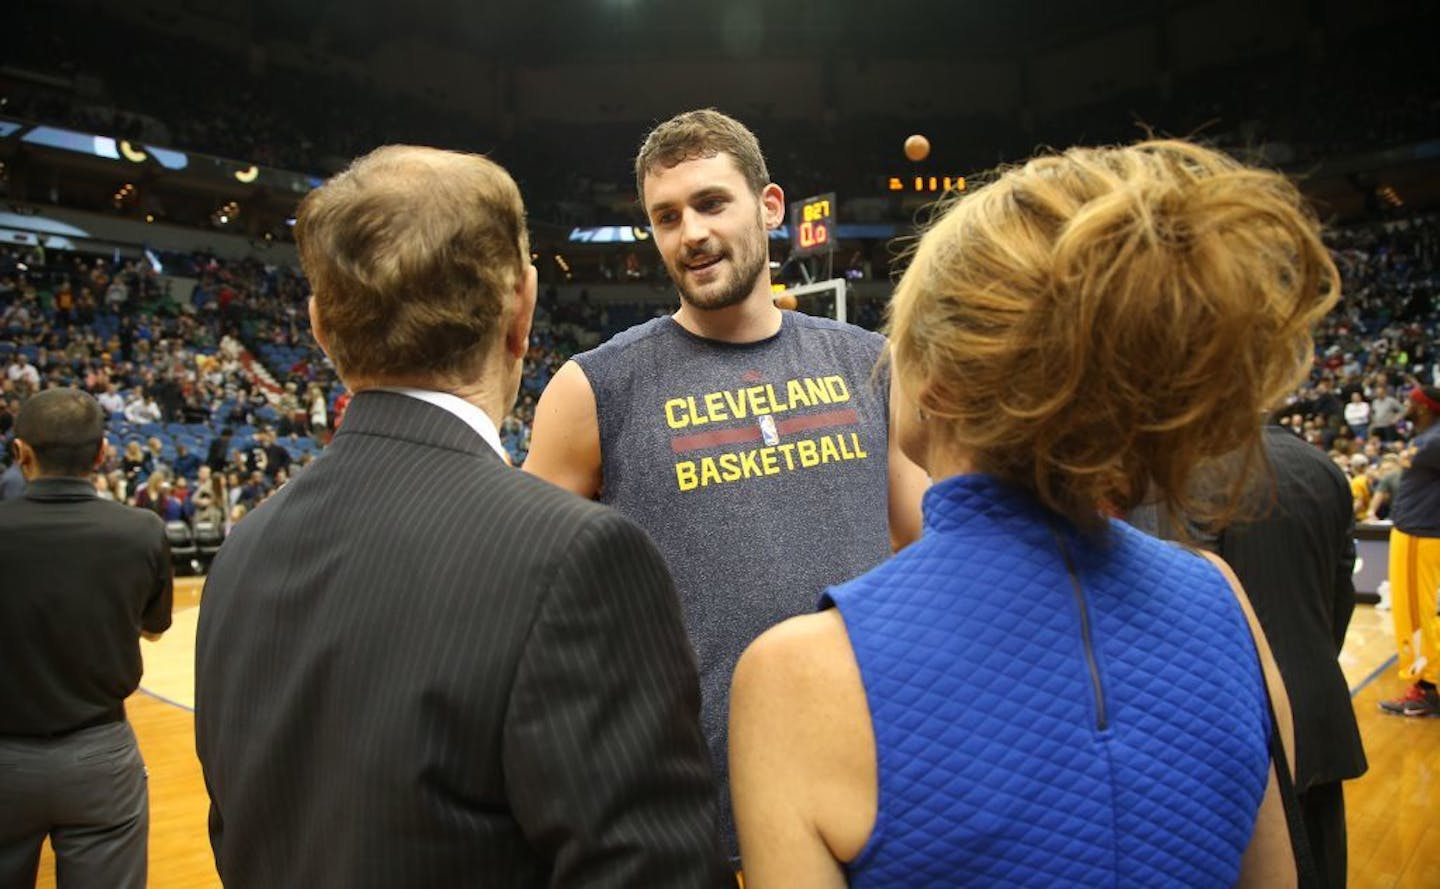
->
[0, 476, 173, 736]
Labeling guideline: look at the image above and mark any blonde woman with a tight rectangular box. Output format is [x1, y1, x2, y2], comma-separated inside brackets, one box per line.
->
[730, 141, 1338, 888]
[132, 470, 168, 513]
[120, 440, 149, 483]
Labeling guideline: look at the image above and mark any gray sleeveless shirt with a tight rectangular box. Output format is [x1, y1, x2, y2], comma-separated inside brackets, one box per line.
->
[574, 311, 892, 856]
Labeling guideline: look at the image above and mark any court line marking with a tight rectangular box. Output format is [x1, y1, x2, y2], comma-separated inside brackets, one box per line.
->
[138, 684, 195, 713]
[1350, 654, 1398, 699]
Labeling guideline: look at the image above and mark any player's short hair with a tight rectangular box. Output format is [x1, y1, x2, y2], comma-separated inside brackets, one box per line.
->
[635, 108, 770, 204]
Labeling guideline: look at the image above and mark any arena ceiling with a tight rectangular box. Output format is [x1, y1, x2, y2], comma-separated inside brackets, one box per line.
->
[245, 0, 1189, 62]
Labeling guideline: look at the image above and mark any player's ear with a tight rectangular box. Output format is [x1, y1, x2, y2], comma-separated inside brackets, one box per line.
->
[760, 184, 784, 229]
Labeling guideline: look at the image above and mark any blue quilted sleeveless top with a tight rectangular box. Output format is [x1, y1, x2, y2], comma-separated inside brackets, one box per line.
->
[823, 474, 1271, 888]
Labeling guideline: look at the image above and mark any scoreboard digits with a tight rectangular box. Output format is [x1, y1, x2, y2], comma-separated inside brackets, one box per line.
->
[887, 175, 966, 193]
[789, 192, 836, 256]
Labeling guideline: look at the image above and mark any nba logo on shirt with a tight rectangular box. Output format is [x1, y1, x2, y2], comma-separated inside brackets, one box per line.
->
[758, 414, 780, 446]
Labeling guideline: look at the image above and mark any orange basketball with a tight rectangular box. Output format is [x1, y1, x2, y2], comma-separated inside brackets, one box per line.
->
[774, 292, 798, 310]
[904, 134, 931, 162]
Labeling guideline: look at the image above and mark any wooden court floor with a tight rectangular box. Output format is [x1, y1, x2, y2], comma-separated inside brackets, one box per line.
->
[33, 580, 1439, 888]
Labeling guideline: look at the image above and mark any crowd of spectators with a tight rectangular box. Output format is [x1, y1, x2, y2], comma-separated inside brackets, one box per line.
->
[0, 244, 326, 547]
[1273, 214, 1440, 521]
[2, 210, 1437, 549]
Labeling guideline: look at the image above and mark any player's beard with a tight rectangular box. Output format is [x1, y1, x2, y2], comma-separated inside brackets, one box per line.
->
[672, 221, 769, 311]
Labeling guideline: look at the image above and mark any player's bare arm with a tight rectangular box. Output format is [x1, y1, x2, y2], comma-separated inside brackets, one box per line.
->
[522, 360, 604, 499]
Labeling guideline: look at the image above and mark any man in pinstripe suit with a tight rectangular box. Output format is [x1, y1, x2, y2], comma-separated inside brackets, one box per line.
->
[195, 145, 731, 888]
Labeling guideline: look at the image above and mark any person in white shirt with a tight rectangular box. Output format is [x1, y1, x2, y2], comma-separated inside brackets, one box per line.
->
[1370, 385, 1404, 442]
[6, 356, 39, 392]
[1344, 391, 1371, 438]
[97, 384, 126, 416]
[123, 391, 162, 425]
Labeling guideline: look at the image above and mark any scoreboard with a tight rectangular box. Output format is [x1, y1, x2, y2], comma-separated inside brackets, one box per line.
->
[886, 175, 966, 194]
[789, 192, 836, 256]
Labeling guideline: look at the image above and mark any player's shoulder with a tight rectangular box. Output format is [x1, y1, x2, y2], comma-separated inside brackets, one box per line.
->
[574, 315, 674, 366]
[785, 312, 885, 350]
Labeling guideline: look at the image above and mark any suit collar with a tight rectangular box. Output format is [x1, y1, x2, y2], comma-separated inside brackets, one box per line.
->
[334, 391, 506, 462]
[372, 388, 508, 462]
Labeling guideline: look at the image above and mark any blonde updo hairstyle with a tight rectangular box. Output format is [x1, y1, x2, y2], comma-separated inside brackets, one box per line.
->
[889, 139, 1339, 533]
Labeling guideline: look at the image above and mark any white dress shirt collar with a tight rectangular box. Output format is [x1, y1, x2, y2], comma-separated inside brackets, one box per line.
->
[376, 388, 510, 463]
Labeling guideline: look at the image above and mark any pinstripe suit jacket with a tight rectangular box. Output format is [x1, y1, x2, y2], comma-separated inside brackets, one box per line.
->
[195, 391, 730, 888]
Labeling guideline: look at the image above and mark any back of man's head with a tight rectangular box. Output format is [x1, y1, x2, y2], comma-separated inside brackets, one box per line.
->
[15, 388, 104, 478]
[296, 145, 529, 385]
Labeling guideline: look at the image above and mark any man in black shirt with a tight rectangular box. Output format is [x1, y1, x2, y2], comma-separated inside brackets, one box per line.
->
[259, 428, 292, 480]
[1212, 426, 1366, 888]
[0, 388, 173, 889]
[205, 426, 233, 474]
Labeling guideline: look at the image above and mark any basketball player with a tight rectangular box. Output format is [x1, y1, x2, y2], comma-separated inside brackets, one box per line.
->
[1379, 384, 1440, 717]
[524, 108, 928, 859]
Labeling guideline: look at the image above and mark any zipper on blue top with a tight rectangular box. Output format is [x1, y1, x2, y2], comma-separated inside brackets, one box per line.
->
[1054, 531, 1109, 731]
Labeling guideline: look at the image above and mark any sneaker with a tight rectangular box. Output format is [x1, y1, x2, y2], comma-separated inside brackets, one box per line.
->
[1379, 683, 1440, 717]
